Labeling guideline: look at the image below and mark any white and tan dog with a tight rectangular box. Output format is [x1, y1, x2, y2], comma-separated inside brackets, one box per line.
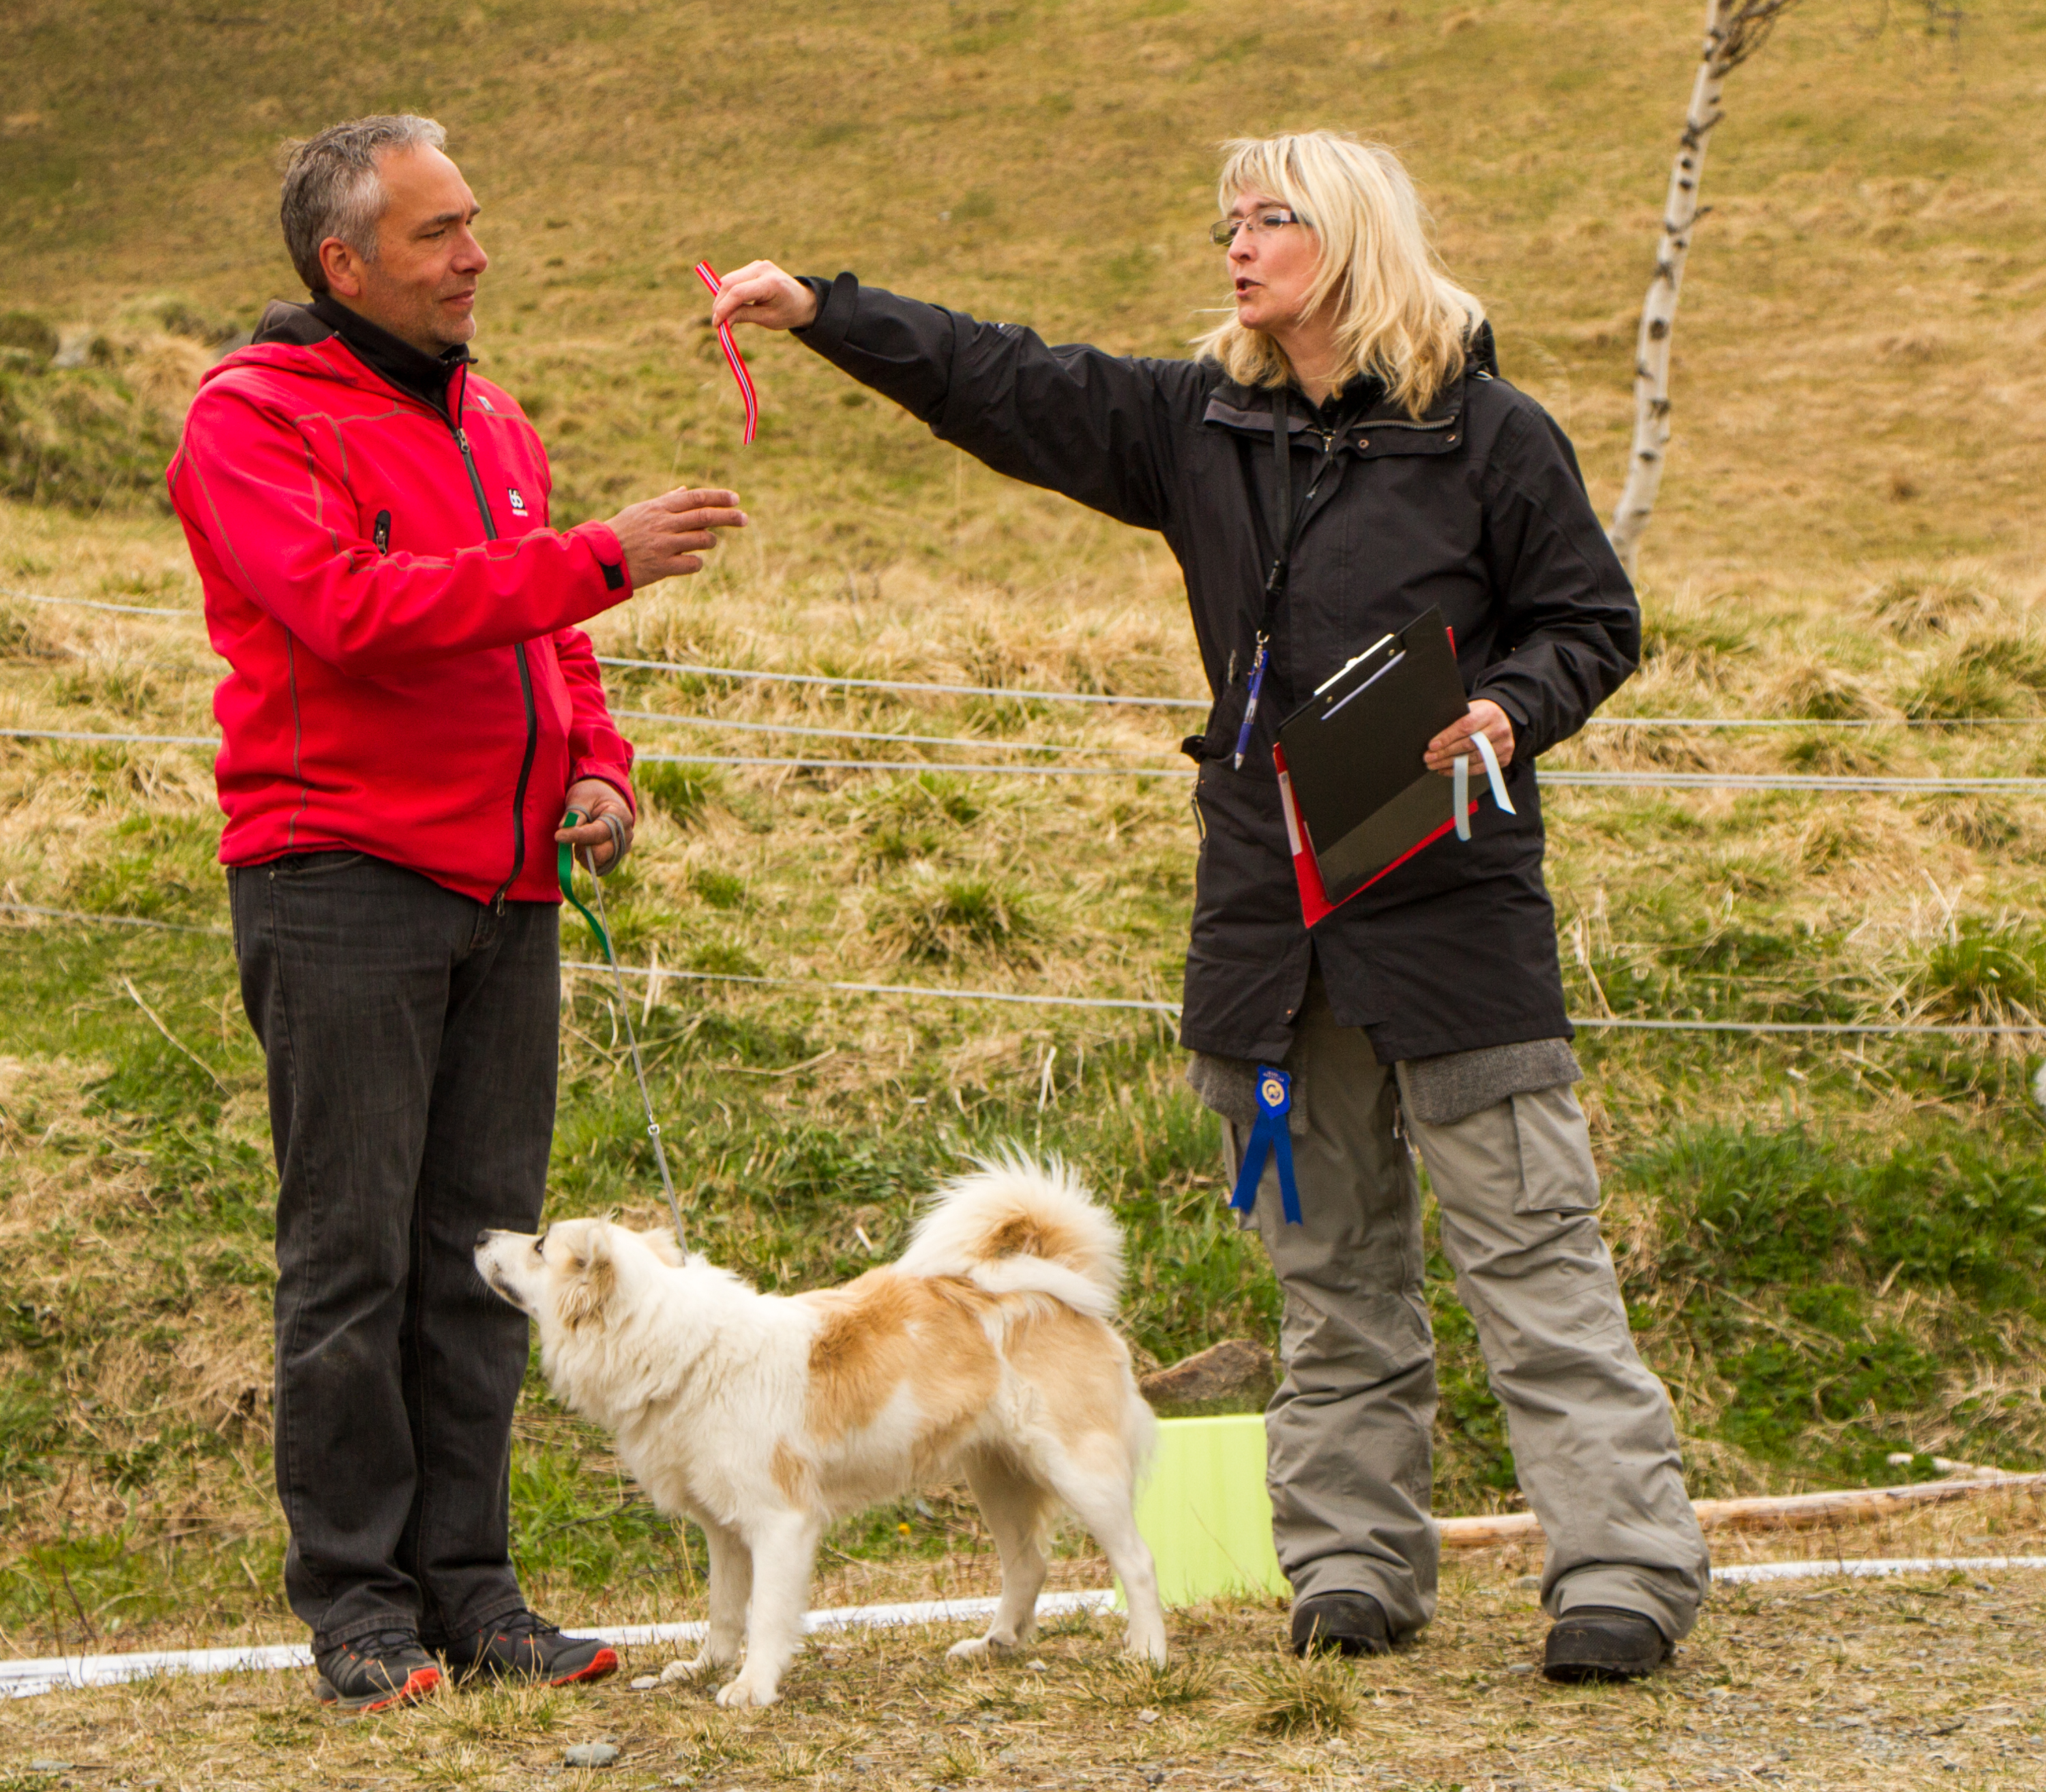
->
[475, 1156, 1166, 1707]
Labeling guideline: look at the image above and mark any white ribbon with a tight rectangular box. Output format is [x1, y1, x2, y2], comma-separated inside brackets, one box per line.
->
[1453, 730, 1515, 841]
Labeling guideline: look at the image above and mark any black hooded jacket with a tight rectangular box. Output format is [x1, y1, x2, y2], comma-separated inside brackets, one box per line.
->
[794, 274, 1637, 1064]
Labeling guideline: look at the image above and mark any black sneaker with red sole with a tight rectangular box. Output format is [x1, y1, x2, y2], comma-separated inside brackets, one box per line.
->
[314, 1630, 442, 1714]
[443, 1610, 619, 1686]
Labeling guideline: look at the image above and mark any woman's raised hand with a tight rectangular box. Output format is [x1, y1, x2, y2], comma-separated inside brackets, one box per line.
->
[709, 260, 819, 333]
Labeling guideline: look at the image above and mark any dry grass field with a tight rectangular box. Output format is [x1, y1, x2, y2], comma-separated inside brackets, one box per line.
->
[3, 0, 2046, 1781]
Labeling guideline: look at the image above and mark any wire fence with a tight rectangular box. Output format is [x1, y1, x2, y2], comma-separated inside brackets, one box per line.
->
[0, 585, 190, 618]
[612, 710, 1137, 756]
[4, 901, 2038, 1041]
[5, 726, 2044, 794]
[595, 654, 1209, 709]
[6, 586, 2042, 730]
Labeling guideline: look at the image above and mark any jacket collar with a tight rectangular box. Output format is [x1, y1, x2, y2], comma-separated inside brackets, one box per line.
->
[251, 297, 470, 417]
[1201, 320, 1497, 436]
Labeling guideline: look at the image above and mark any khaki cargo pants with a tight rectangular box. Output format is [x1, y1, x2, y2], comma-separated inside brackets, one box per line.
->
[1225, 984, 1710, 1642]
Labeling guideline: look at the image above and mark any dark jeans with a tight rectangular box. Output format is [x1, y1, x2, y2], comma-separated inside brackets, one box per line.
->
[231, 851, 557, 1651]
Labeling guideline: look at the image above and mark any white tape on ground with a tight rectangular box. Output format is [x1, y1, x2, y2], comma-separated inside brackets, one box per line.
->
[1712, 1555, 2046, 1586]
[0, 1589, 1120, 1699]
[16, 1566, 2046, 1695]
[565, 1587, 1121, 1652]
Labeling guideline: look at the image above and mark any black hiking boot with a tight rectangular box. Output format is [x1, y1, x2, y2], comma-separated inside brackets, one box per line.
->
[314, 1630, 441, 1714]
[1290, 1592, 1393, 1658]
[442, 1609, 619, 1687]
[1542, 1606, 1672, 1683]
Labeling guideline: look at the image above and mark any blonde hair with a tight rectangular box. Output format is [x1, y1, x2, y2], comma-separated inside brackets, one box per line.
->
[1192, 131, 1483, 419]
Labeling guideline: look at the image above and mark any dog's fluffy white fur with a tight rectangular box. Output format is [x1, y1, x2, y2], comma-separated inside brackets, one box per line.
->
[475, 1154, 1166, 1707]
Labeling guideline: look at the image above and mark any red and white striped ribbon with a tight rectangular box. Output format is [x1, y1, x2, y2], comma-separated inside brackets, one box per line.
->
[694, 261, 759, 445]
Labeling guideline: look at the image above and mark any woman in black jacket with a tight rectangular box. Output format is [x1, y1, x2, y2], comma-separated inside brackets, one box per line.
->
[715, 129, 1708, 1679]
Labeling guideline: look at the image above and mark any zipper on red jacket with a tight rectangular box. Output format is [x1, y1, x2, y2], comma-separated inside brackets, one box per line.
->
[443, 364, 540, 913]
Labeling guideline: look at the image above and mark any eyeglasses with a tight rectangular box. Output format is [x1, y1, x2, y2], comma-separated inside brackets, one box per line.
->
[1210, 208, 1308, 247]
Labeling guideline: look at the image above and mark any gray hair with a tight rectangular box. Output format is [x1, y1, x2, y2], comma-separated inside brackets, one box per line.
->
[279, 115, 447, 294]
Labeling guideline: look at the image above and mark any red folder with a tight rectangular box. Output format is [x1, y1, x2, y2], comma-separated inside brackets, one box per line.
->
[1274, 741, 1477, 929]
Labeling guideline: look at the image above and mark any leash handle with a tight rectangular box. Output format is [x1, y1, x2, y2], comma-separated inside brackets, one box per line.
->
[557, 806, 689, 1253]
[557, 809, 612, 957]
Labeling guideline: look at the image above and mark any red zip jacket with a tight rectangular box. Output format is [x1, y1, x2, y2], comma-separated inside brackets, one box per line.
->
[168, 300, 635, 906]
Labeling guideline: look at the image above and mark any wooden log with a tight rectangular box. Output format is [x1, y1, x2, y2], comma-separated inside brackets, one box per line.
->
[1439, 1470, 2046, 1549]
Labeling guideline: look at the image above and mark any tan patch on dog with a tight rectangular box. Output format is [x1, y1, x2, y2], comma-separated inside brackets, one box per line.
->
[977, 1208, 1086, 1269]
[771, 1440, 810, 1503]
[999, 1302, 1131, 1452]
[806, 1270, 1000, 1459]
[559, 1241, 615, 1331]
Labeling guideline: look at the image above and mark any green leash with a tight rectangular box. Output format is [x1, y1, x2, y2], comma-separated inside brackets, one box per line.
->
[559, 809, 687, 1252]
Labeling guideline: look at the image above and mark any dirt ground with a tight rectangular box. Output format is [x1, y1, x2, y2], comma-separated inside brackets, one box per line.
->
[5, 1492, 2045, 1792]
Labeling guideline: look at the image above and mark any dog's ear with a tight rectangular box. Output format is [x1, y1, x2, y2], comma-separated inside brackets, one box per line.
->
[559, 1226, 617, 1330]
[638, 1225, 687, 1268]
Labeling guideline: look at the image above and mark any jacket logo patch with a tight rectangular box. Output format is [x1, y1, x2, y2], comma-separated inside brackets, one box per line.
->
[477, 393, 496, 411]
[507, 487, 528, 516]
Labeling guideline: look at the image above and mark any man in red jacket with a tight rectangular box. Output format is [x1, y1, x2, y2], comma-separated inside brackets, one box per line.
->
[167, 114, 742, 1713]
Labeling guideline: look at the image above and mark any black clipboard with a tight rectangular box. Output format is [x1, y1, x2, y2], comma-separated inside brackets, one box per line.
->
[1275, 607, 1470, 905]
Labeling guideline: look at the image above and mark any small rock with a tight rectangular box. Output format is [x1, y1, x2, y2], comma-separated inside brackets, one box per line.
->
[1513, 1574, 1541, 1589]
[1138, 1339, 1277, 1417]
[849, 1757, 874, 1773]
[630, 1675, 659, 1691]
[1137, 1707, 1159, 1724]
[564, 1741, 622, 1768]
[1507, 1662, 1537, 1675]
[29, 1767, 75, 1776]
[1026, 1660, 1048, 1673]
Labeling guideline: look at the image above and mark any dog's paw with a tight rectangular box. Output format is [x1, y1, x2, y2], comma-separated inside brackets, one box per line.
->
[716, 1677, 780, 1709]
[947, 1635, 993, 1663]
[660, 1655, 710, 1684]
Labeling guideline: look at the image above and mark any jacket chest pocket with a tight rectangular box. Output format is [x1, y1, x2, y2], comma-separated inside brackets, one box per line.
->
[1348, 414, 1460, 462]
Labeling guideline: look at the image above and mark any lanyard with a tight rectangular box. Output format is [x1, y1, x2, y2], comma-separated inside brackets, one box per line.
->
[1232, 393, 1341, 769]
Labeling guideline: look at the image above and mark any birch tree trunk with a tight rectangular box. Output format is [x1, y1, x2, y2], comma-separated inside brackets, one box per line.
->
[1608, 0, 1803, 578]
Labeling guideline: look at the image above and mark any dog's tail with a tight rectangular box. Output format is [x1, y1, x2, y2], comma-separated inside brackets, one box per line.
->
[895, 1152, 1124, 1319]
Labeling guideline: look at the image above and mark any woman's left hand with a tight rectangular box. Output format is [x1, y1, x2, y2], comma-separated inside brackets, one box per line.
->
[1424, 700, 1515, 777]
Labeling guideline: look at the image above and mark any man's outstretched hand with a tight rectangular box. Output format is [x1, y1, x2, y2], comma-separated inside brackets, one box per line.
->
[709, 261, 819, 333]
[605, 486, 747, 589]
[557, 779, 634, 874]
